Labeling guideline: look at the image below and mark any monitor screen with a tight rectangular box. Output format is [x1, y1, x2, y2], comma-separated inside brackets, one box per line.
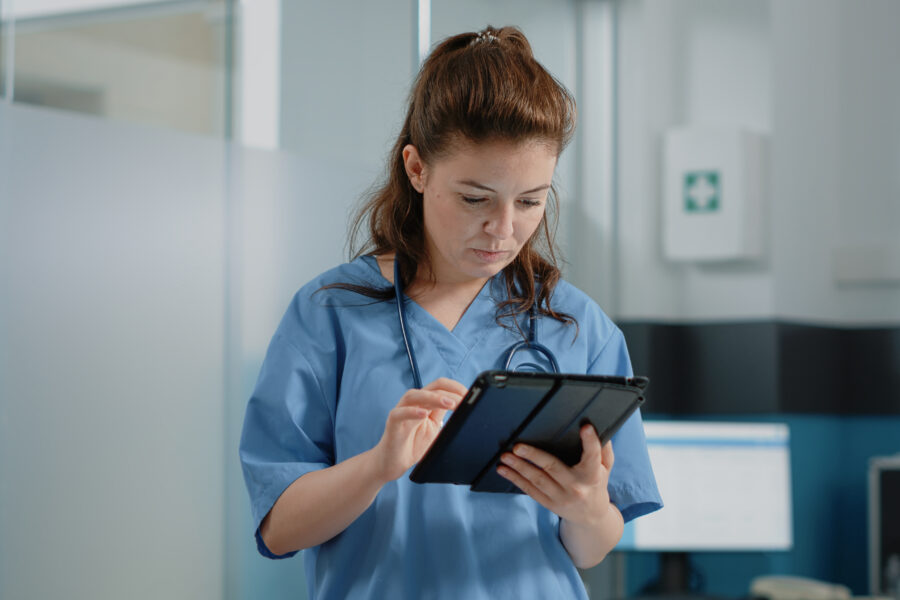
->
[618, 421, 793, 551]
[870, 455, 900, 596]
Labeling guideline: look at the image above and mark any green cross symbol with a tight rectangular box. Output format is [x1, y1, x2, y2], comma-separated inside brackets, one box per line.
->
[684, 171, 720, 213]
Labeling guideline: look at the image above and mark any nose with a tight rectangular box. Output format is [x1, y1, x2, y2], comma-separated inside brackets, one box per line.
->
[483, 202, 515, 240]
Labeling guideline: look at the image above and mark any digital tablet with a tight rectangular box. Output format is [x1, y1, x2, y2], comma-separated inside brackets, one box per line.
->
[409, 371, 648, 493]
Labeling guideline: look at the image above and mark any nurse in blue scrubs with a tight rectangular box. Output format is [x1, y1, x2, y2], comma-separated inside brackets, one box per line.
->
[240, 25, 662, 599]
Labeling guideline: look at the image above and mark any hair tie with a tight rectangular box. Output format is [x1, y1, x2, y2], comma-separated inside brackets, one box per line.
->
[470, 30, 499, 46]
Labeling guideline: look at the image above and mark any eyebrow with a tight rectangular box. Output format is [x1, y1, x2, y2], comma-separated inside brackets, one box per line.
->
[456, 180, 551, 195]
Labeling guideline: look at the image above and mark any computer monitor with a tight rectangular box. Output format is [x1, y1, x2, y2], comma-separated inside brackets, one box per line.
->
[869, 455, 900, 597]
[617, 421, 793, 592]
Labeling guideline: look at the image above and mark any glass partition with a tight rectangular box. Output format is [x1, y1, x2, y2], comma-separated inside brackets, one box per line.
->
[4, 0, 229, 135]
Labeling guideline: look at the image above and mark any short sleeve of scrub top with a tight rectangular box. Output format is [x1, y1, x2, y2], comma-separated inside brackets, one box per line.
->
[239, 256, 662, 600]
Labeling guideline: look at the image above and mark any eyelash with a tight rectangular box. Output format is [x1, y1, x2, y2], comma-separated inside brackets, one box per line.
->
[462, 196, 543, 208]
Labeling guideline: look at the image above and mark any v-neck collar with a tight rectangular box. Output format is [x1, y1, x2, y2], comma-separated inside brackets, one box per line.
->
[404, 276, 495, 337]
[360, 255, 501, 370]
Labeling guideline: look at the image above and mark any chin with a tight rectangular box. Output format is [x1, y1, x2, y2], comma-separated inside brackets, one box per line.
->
[466, 256, 515, 279]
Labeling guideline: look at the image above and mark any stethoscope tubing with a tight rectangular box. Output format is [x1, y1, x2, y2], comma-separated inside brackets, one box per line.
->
[395, 259, 424, 389]
[393, 258, 559, 389]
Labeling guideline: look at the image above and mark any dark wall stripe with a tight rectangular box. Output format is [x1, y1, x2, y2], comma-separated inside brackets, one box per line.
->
[618, 321, 900, 415]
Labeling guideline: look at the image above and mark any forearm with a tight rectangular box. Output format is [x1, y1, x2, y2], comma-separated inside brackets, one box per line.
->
[559, 503, 624, 569]
[260, 448, 387, 555]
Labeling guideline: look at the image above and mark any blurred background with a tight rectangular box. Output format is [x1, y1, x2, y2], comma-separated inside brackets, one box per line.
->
[1, 1, 898, 599]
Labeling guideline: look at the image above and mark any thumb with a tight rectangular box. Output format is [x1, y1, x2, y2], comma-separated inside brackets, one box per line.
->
[600, 438, 615, 471]
[579, 423, 603, 464]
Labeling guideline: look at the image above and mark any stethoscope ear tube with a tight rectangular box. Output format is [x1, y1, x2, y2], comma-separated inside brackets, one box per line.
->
[395, 258, 424, 389]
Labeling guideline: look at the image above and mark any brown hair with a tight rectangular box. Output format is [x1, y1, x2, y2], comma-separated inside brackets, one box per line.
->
[329, 25, 577, 333]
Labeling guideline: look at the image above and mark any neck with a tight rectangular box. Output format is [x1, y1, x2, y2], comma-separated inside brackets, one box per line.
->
[408, 269, 488, 304]
[378, 251, 492, 303]
[417, 240, 492, 293]
[378, 252, 491, 332]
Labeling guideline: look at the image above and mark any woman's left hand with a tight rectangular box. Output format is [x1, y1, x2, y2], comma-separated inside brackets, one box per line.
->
[497, 424, 614, 527]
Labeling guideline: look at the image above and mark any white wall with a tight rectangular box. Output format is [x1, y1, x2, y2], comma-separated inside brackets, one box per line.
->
[615, 0, 900, 325]
[278, 0, 415, 180]
[430, 0, 578, 105]
[770, 0, 900, 323]
[616, 0, 774, 322]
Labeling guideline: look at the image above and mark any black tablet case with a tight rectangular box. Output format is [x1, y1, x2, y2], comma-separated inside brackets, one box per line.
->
[409, 371, 648, 494]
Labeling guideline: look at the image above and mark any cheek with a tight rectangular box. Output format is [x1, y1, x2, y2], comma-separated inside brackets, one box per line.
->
[433, 198, 477, 234]
[425, 194, 467, 244]
[517, 210, 546, 241]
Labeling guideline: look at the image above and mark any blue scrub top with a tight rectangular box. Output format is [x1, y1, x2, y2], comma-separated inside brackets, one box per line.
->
[240, 255, 662, 599]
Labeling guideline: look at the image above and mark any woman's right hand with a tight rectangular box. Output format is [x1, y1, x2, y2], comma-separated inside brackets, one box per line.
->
[260, 376, 466, 554]
[372, 377, 468, 483]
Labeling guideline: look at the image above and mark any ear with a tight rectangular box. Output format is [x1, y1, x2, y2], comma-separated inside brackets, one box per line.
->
[402, 144, 426, 193]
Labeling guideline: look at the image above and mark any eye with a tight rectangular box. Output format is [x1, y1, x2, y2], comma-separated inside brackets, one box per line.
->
[462, 196, 487, 204]
[519, 198, 543, 208]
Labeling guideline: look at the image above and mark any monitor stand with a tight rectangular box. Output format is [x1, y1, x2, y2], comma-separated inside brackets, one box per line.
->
[632, 552, 725, 600]
[658, 551, 691, 593]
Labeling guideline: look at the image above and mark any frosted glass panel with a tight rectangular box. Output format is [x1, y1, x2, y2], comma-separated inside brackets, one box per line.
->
[0, 101, 373, 600]
[0, 102, 226, 600]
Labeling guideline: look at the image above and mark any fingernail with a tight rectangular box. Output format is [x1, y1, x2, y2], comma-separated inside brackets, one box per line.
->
[513, 445, 526, 457]
[441, 396, 454, 407]
[500, 454, 513, 465]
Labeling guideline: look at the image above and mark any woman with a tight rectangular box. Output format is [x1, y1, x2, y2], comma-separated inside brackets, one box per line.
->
[240, 25, 661, 599]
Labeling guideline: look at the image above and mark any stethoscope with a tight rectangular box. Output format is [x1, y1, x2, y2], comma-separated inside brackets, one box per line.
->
[394, 259, 560, 389]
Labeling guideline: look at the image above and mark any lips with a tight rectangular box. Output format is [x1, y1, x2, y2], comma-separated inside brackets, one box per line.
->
[472, 249, 509, 262]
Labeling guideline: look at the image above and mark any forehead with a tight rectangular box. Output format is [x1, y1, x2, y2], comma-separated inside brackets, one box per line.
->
[428, 138, 558, 181]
